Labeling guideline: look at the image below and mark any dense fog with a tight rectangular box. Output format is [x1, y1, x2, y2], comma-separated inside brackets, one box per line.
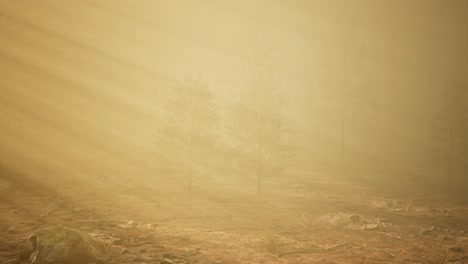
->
[0, 1, 467, 263]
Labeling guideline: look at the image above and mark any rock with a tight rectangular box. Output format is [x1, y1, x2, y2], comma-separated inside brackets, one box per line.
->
[120, 248, 129, 254]
[419, 229, 432, 235]
[163, 252, 174, 259]
[133, 256, 145, 262]
[112, 239, 123, 245]
[214, 260, 223, 264]
[321, 213, 360, 227]
[140, 248, 147, 253]
[430, 226, 437, 231]
[127, 220, 137, 226]
[460, 230, 465, 235]
[18, 248, 32, 261]
[7, 226, 16, 234]
[29, 226, 107, 264]
[443, 208, 453, 216]
[5, 258, 19, 264]
[449, 230, 457, 234]
[321, 212, 386, 231]
[437, 234, 449, 240]
[72, 207, 83, 213]
[448, 246, 463, 252]
[161, 258, 174, 264]
[363, 223, 385, 231]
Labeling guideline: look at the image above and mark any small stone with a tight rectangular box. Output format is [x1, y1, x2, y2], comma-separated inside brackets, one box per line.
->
[430, 226, 436, 231]
[364, 223, 384, 231]
[140, 248, 146, 253]
[112, 239, 123, 245]
[448, 246, 463, 252]
[133, 256, 145, 262]
[443, 209, 453, 216]
[419, 229, 431, 235]
[7, 226, 16, 234]
[214, 260, 223, 264]
[72, 207, 82, 213]
[5, 258, 19, 264]
[120, 248, 129, 254]
[161, 258, 174, 264]
[163, 252, 174, 259]
[449, 230, 457, 234]
[460, 230, 465, 235]
[438, 235, 449, 240]
[128, 220, 137, 226]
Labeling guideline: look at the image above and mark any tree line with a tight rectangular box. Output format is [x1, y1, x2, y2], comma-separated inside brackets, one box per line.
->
[153, 73, 297, 196]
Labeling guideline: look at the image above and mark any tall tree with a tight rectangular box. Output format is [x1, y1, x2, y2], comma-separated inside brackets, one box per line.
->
[428, 85, 467, 193]
[155, 74, 218, 195]
[229, 55, 297, 195]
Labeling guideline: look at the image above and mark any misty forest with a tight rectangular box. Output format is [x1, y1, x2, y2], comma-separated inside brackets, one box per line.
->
[0, 1, 467, 263]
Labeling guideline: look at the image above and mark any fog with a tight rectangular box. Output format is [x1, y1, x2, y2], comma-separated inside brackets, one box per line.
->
[0, 1, 467, 263]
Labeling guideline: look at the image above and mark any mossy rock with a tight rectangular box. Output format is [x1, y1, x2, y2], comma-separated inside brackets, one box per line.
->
[29, 226, 107, 264]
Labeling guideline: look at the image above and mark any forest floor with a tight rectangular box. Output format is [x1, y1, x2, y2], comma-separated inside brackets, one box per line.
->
[1, 174, 468, 264]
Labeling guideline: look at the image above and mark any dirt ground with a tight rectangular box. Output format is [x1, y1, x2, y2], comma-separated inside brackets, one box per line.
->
[1, 174, 467, 264]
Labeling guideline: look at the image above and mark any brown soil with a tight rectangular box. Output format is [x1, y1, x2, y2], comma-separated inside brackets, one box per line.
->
[1, 175, 467, 264]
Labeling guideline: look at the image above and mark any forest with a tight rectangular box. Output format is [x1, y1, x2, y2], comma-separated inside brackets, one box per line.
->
[0, 0, 467, 263]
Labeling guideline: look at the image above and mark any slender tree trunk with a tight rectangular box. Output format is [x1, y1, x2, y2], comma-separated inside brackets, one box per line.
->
[340, 83, 345, 175]
[256, 128, 263, 196]
[187, 88, 195, 196]
[256, 96, 264, 196]
[447, 113, 455, 194]
[256, 171, 262, 195]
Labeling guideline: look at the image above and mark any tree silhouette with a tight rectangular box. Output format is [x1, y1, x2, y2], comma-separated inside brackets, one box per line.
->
[229, 70, 297, 195]
[155, 74, 218, 195]
[428, 85, 467, 193]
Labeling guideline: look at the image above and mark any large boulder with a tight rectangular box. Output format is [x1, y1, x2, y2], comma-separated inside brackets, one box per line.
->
[29, 226, 107, 264]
